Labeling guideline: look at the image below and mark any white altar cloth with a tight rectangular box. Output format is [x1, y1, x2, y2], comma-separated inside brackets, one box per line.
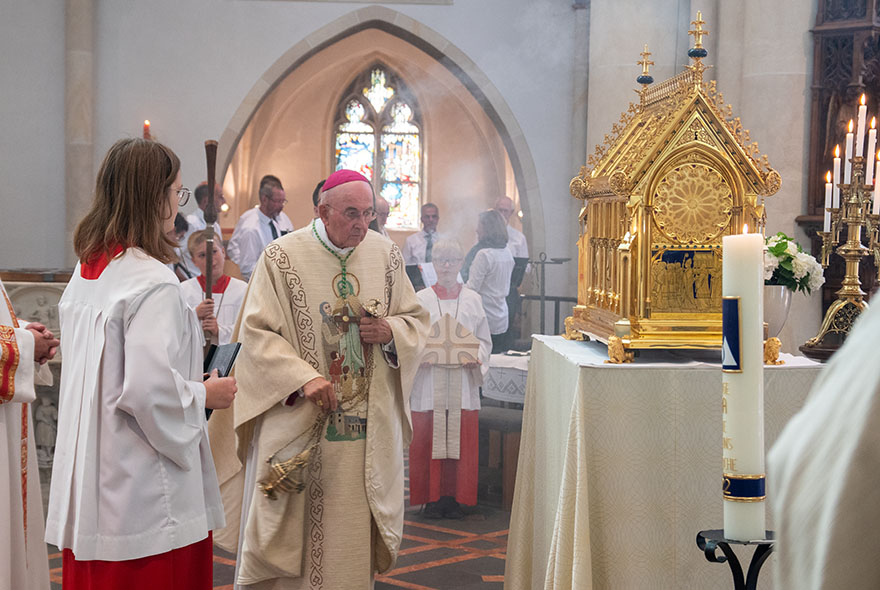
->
[504, 335, 822, 590]
[483, 353, 530, 404]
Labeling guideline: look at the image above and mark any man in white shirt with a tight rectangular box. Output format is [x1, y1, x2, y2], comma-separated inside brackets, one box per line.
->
[180, 181, 224, 277]
[374, 196, 390, 237]
[494, 196, 527, 348]
[494, 196, 528, 259]
[227, 174, 295, 281]
[403, 203, 440, 265]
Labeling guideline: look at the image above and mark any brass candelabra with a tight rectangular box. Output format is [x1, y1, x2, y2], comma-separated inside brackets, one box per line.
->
[801, 155, 880, 359]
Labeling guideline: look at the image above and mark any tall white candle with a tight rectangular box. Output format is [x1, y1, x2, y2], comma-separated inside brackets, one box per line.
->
[857, 95, 867, 157]
[824, 172, 833, 233]
[833, 145, 841, 209]
[844, 120, 854, 184]
[721, 230, 765, 542]
[874, 164, 880, 215]
[867, 118, 877, 185]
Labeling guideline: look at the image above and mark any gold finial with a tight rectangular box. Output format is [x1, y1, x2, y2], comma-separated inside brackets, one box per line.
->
[638, 44, 654, 77]
[689, 11, 709, 49]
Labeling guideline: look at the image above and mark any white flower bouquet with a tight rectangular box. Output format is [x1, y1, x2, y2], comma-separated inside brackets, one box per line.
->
[763, 232, 825, 295]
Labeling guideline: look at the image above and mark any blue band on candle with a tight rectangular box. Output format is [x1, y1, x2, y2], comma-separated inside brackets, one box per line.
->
[722, 297, 742, 372]
[723, 475, 765, 502]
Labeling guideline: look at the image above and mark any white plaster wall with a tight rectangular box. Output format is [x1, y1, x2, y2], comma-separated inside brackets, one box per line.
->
[85, 0, 581, 294]
[0, 1, 66, 269]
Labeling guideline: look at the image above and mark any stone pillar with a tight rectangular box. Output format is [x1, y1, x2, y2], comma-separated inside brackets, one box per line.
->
[65, 0, 94, 266]
[735, 0, 819, 353]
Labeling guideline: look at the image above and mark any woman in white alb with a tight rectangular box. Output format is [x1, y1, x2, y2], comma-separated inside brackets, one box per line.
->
[410, 240, 491, 518]
[180, 232, 247, 346]
[46, 138, 237, 590]
[464, 210, 515, 353]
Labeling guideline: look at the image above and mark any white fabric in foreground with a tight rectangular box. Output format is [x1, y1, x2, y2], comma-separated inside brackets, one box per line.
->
[769, 303, 880, 589]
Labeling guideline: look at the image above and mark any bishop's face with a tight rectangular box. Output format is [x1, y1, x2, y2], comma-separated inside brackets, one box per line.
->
[320, 181, 374, 249]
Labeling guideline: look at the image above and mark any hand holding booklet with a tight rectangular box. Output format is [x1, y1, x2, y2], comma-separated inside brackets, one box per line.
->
[204, 342, 241, 377]
[203, 343, 241, 419]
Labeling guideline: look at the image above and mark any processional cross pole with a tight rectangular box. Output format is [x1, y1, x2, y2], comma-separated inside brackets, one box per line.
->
[203, 140, 219, 302]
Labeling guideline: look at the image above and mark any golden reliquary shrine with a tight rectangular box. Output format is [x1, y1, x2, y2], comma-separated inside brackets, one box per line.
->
[565, 14, 780, 353]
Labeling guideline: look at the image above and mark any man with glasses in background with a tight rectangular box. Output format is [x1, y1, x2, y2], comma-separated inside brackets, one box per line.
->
[210, 169, 429, 589]
[227, 174, 295, 281]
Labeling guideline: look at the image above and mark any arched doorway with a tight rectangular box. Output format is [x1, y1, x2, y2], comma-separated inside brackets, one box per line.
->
[218, 6, 543, 255]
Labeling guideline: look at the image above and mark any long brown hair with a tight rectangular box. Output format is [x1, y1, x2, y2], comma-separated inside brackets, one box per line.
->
[74, 138, 180, 264]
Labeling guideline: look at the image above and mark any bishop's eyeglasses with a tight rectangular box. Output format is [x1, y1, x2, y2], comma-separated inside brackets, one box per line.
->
[327, 205, 377, 222]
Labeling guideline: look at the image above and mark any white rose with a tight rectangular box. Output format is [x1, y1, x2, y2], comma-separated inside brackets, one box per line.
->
[764, 250, 780, 281]
[785, 240, 799, 257]
[791, 252, 811, 280]
[808, 266, 826, 292]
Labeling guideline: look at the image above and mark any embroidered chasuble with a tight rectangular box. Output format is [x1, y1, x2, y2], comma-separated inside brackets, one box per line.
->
[0, 279, 51, 590]
[209, 223, 429, 589]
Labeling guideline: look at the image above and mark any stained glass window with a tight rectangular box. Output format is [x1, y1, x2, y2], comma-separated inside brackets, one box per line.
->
[333, 66, 422, 230]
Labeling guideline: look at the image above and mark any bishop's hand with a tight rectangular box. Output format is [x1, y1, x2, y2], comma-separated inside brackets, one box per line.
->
[301, 376, 337, 412]
[359, 316, 392, 344]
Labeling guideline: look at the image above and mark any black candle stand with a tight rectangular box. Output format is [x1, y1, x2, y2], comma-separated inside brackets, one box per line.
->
[695, 529, 775, 590]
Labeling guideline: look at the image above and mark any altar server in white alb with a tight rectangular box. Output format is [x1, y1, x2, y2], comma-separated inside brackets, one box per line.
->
[0, 280, 57, 590]
[46, 138, 237, 590]
[181, 231, 248, 346]
[769, 302, 880, 589]
[227, 174, 295, 281]
[409, 240, 491, 519]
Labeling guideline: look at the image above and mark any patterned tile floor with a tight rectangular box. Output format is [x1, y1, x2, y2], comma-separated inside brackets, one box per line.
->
[47, 453, 510, 589]
[48, 507, 509, 589]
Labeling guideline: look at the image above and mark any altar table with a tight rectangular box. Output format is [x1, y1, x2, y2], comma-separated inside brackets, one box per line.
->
[504, 335, 822, 590]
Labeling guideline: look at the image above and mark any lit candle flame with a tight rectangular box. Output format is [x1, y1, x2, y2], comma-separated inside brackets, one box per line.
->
[861, 94, 867, 106]
[220, 203, 229, 213]
[743, 224, 749, 234]
[872, 117, 876, 129]
[826, 171, 832, 183]
[144, 119, 150, 126]
[849, 119, 854, 133]
[835, 144, 841, 157]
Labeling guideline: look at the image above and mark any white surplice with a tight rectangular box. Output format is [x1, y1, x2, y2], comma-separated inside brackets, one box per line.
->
[769, 302, 880, 589]
[46, 248, 224, 561]
[465, 247, 515, 334]
[410, 286, 491, 413]
[227, 207, 294, 281]
[180, 276, 248, 345]
[0, 280, 50, 590]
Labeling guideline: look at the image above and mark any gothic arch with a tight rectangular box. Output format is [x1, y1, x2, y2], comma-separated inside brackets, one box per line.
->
[218, 5, 544, 255]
